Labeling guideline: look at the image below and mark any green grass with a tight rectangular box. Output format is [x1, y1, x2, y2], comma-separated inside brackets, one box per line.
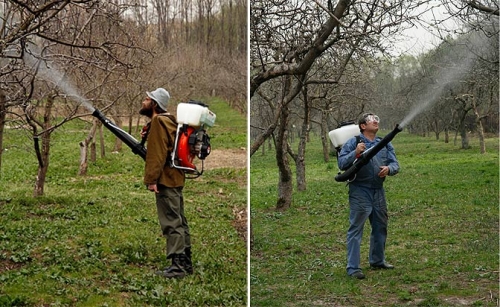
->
[0, 98, 247, 306]
[196, 97, 247, 149]
[250, 130, 499, 307]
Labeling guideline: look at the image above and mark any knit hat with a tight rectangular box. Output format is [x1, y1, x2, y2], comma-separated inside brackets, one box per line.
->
[146, 88, 170, 111]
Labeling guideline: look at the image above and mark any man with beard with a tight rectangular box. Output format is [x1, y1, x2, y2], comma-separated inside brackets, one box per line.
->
[139, 87, 192, 278]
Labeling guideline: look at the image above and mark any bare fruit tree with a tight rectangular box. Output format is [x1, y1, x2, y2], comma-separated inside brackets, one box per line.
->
[0, 1, 144, 196]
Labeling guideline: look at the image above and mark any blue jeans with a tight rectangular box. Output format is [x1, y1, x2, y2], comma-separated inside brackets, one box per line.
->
[346, 185, 388, 275]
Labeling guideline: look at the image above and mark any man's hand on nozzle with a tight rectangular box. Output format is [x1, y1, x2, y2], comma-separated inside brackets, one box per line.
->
[355, 142, 366, 157]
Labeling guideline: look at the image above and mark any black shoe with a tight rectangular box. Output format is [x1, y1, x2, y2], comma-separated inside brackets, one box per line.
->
[350, 271, 365, 279]
[184, 248, 193, 275]
[156, 254, 187, 278]
[370, 262, 394, 269]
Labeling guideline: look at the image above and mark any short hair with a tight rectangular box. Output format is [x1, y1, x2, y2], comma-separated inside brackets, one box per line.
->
[358, 113, 376, 125]
[358, 113, 376, 132]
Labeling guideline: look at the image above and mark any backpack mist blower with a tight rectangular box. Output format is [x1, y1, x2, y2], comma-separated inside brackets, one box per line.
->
[92, 100, 216, 178]
[171, 100, 216, 178]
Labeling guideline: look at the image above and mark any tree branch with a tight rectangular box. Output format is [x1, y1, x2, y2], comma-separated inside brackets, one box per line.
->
[250, 0, 351, 97]
[467, 1, 499, 15]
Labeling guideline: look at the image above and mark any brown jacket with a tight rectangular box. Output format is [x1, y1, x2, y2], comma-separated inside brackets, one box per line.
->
[143, 114, 185, 187]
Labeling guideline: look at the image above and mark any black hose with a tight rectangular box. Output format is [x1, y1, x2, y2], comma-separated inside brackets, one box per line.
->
[335, 124, 403, 182]
[92, 109, 147, 160]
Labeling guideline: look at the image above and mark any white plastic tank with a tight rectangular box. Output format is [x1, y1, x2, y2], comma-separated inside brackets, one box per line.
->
[177, 102, 216, 127]
[328, 124, 359, 148]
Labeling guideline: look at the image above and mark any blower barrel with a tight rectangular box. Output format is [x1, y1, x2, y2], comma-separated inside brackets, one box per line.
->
[335, 124, 402, 182]
[92, 109, 147, 160]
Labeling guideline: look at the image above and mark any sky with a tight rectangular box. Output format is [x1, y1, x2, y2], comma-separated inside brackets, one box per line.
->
[389, 1, 461, 56]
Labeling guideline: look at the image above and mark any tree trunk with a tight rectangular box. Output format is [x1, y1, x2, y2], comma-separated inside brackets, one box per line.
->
[34, 95, 55, 197]
[320, 111, 329, 162]
[295, 142, 306, 192]
[91, 141, 96, 162]
[459, 124, 470, 149]
[454, 96, 472, 149]
[34, 157, 49, 197]
[128, 114, 133, 135]
[276, 104, 292, 211]
[295, 87, 310, 192]
[112, 115, 123, 152]
[79, 141, 88, 176]
[457, 109, 470, 149]
[433, 119, 440, 140]
[135, 115, 141, 134]
[79, 119, 99, 175]
[477, 119, 486, 154]
[471, 96, 486, 154]
[0, 90, 6, 172]
[99, 123, 105, 158]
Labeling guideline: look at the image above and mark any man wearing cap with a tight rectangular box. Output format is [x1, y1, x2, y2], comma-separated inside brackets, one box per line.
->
[337, 113, 400, 279]
[140, 87, 192, 278]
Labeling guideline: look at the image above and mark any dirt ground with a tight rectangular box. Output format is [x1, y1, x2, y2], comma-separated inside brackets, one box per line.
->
[204, 148, 247, 169]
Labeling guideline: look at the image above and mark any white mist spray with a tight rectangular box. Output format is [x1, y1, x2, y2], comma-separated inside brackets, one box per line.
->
[23, 42, 95, 112]
[398, 31, 490, 128]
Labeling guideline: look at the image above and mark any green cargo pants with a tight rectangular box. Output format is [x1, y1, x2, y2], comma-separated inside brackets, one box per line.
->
[155, 185, 191, 259]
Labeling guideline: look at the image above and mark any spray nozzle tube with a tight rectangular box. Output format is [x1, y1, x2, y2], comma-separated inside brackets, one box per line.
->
[92, 109, 147, 160]
[335, 124, 402, 182]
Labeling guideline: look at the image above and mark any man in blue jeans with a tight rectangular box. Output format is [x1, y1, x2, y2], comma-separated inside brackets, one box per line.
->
[338, 113, 400, 279]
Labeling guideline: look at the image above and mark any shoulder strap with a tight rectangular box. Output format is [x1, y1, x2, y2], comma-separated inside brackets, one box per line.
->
[142, 114, 178, 146]
[157, 114, 177, 146]
[165, 114, 177, 124]
[158, 113, 177, 125]
[355, 135, 362, 145]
